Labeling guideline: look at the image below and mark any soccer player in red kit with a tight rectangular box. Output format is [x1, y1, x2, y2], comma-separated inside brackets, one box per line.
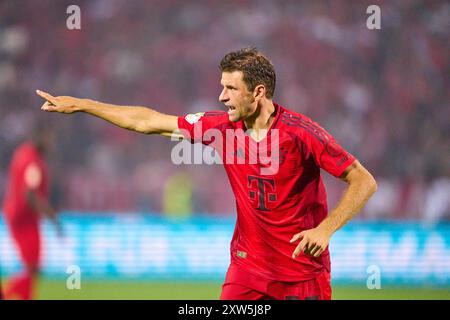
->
[36, 47, 377, 300]
[2, 125, 60, 300]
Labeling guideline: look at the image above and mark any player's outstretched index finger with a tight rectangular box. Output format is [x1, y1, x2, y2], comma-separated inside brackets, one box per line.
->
[36, 90, 56, 103]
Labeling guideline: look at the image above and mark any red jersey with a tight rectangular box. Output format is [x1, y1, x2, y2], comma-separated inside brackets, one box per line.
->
[2, 142, 49, 225]
[178, 103, 355, 282]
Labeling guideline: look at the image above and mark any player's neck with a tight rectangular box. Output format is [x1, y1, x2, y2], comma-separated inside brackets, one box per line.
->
[244, 100, 276, 142]
[244, 100, 276, 131]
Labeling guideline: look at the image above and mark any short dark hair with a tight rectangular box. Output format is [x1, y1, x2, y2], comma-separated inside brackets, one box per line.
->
[219, 47, 276, 99]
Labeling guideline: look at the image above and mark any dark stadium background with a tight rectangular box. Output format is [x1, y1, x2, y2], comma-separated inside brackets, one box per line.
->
[0, 0, 448, 299]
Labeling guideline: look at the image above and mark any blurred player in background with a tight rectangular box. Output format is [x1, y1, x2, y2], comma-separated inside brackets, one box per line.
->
[37, 47, 377, 300]
[2, 123, 61, 300]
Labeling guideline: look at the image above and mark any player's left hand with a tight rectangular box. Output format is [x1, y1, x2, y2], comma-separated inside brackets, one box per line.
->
[290, 226, 332, 258]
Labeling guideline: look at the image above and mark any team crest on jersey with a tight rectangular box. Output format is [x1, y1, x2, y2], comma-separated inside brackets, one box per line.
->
[185, 112, 205, 124]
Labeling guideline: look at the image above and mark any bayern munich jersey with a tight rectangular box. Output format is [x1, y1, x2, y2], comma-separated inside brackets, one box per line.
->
[178, 103, 355, 282]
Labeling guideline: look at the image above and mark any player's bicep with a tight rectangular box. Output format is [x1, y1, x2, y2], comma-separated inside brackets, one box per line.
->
[139, 111, 179, 137]
[339, 159, 358, 182]
[159, 113, 196, 140]
[339, 160, 376, 187]
[160, 129, 185, 140]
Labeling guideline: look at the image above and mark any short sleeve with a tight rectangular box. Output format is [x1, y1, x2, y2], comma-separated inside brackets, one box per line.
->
[177, 111, 229, 146]
[299, 119, 356, 178]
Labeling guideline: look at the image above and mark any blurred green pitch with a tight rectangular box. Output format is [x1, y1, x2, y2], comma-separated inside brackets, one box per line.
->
[34, 279, 450, 300]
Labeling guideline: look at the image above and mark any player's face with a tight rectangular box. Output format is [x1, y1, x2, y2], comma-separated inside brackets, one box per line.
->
[219, 71, 257, 122]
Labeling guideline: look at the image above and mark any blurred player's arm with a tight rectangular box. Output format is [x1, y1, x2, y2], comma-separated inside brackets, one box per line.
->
[26, 191, 58, 222]
[24, 163, 63, 236]
[36, 90, 182, 139]
[291, 160, 377, 257]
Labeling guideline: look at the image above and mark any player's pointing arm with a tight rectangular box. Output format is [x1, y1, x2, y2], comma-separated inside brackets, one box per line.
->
[36, 90, 181, 138]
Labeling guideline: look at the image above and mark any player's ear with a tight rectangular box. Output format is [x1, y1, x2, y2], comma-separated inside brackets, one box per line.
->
[253, 84, 266, 101]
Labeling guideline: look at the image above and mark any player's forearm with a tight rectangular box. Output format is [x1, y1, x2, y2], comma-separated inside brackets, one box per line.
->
[79, 99, 161, 134]
[38, 90, 179, 135]
[27, 190, 62, 234]
[26, 190, 57, 219]
[318, 171, 377, 236]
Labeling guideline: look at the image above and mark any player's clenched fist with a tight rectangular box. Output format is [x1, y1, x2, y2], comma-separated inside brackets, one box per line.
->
[36, 90, 83, 113]
[290, 226, 332, 258]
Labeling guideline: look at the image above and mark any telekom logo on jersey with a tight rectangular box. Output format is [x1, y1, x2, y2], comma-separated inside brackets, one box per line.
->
[170, 123, 280, 175]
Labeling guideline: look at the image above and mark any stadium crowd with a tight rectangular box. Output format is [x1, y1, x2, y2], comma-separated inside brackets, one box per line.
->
[0, 0, 448, 223]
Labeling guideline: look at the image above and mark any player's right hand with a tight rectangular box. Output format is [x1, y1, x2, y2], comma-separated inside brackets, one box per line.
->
[36, 90, 83, 114]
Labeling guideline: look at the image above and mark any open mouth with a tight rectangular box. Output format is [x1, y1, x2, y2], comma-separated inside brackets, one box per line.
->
[227, 106, 236, 114]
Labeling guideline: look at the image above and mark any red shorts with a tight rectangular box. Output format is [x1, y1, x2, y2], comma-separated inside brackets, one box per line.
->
[7, 218, 41, 272]
[220, 264, 332, 300]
